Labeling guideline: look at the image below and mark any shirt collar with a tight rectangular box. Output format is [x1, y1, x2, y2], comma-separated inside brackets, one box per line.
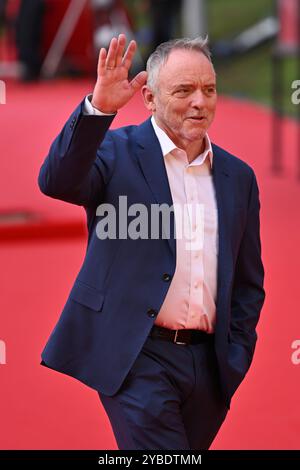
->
[151, 116, 213, 168]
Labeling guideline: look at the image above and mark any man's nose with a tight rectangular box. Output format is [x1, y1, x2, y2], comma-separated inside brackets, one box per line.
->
[191, 90, 205, 108]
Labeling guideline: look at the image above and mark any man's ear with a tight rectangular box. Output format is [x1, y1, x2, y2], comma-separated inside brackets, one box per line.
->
[141, 86, 156, 112]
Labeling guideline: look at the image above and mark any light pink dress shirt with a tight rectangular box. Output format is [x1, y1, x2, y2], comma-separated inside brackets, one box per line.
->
[151, 117, 218, 333]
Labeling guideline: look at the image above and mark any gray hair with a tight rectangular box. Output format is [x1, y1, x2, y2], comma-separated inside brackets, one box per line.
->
[146, 36, 212, 91]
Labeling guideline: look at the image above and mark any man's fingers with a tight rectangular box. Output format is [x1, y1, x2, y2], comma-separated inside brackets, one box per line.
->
[97, 47, 107, 76]
[115, 34, 126, 66]
[129, 71, 148, 92]
[97, 35, 135, 76]
[106, 37, 118, 68]
[122, 40, 137, 70]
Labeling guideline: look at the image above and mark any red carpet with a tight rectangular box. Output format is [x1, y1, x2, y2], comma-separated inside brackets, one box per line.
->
[0, 79, 299, 449]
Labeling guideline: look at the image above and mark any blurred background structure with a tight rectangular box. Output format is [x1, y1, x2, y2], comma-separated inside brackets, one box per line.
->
[0, 0, 300, 450]
[0, 0, 298, 111]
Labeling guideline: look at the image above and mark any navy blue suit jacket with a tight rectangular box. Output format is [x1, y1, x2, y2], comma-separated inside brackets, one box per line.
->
[38, 99, 265, 408]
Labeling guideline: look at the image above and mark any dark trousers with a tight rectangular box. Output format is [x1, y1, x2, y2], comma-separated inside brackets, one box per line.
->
[15, 0, 45, 80]
[98, 335, 228, 450]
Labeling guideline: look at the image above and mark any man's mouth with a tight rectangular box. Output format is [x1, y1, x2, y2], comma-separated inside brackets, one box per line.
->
[186, 116, 206, 121]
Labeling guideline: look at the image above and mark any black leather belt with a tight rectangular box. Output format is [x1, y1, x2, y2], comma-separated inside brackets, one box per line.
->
[149, 325, 214, 345]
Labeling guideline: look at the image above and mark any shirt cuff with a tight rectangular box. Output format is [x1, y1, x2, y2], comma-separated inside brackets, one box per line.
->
[83, 94, 117, 116]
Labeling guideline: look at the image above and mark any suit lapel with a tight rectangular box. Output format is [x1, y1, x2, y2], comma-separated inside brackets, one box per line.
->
[212, 144, 234, 332]
[134, 118, 176, 257]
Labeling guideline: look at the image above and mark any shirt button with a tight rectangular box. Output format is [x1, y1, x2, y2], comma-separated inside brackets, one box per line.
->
[147, 308, 157, 318]
[162, 273, 172, 282]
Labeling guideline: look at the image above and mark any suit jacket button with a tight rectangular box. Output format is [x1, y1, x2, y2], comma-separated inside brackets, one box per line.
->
[147, 308, 157, 318]
[162, 273, 171, 282]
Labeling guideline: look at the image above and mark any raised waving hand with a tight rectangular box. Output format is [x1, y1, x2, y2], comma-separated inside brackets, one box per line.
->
[91, 34, 148, 114]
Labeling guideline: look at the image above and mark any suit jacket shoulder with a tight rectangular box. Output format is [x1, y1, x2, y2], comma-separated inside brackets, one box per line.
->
[211, 142, 255, 176]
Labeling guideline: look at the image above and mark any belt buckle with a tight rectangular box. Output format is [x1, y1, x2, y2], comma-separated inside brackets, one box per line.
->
[173, 330, 187, 345]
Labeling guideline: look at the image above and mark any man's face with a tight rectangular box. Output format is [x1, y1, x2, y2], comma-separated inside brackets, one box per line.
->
[143, 49, 217, 150]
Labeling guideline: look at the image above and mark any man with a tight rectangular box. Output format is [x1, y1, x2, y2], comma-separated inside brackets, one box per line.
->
[38, 34, 265, 450]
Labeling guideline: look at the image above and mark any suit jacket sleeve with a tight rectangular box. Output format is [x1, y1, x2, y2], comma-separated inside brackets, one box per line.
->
[38, 99, 116, 207]
[230, 170, 265, 362]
